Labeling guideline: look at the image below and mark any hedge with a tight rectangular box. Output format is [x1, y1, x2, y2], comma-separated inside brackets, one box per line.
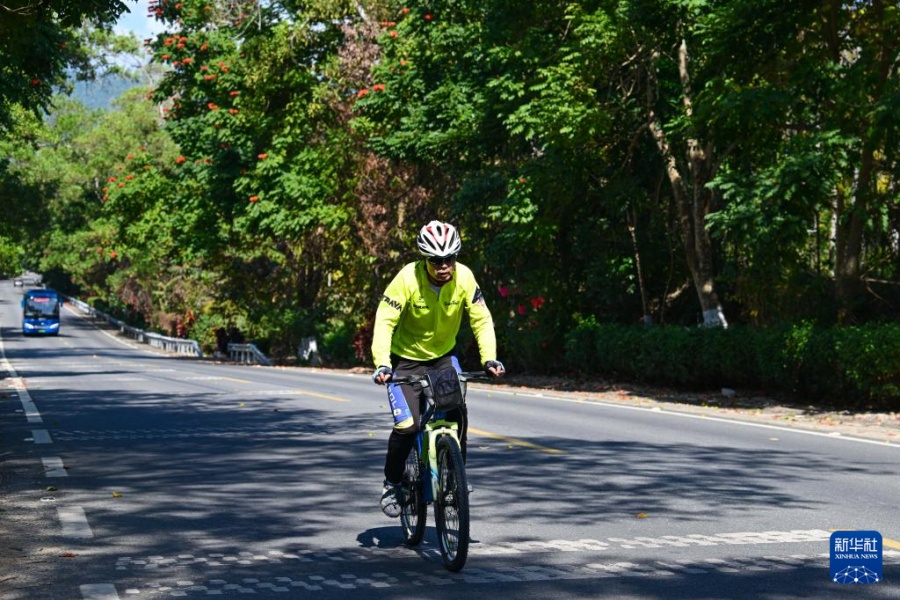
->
[563, 318, 900, 409]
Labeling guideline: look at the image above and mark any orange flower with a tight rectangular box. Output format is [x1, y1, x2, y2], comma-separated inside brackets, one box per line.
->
[257, 153, 268, 160]
[175, 156, 187, 164]
[373, 84, 386, 92]
[207, 102, 219, 110]
[249, 196, 259, 202]
[30, 78, 40, 86]
[108, 176, 116, 182]
[228, 109, 239, 114]
[357, 88, 370, 98]
[424, 14, 433, 21]
[389, 30, 398, 38]
[182, 57, 193, 64]
[229, 90, 240, 96]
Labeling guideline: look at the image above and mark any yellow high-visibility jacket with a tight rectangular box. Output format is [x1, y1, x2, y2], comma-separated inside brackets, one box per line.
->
[371, 261, 497, 368]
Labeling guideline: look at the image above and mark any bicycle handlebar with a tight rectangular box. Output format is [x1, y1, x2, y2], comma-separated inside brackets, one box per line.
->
[391, 371, 489, 386]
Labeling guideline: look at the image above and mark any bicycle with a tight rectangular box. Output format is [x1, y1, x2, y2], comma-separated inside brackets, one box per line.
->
[389, 370, 487, 572]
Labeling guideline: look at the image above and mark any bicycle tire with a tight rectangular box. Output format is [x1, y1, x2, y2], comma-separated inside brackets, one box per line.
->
[434, 435, 470, 571]
[400, 444, 427, 545]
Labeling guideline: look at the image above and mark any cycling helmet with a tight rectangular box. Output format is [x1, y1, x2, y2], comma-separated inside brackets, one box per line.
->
[416, 220, 462, 257]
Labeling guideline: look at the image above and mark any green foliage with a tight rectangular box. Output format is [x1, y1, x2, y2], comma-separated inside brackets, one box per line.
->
[0, 1, 138, 131]
[0, 236, 24, 276]
[318, 318, 360, 367]
[0, 0, 898, 408]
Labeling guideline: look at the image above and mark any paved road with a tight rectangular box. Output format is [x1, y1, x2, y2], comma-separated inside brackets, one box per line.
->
[1, 280, 898, 599]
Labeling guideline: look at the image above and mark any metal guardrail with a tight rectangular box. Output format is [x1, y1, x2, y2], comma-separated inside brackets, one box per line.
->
[65, 297, 204, 358]
[227, 343, 272, 366]
[65, 296, 276, 365]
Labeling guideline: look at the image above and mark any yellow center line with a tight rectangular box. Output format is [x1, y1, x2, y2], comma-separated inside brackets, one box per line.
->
[294, 389, 348, 403]
[468, 427, 565, 455]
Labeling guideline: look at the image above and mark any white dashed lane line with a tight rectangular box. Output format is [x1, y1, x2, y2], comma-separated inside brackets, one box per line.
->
[31, 428, 53, 444]
[80, 583, 120, 600]
[58, 506, 94, 538]
[42, 456, 68, 477]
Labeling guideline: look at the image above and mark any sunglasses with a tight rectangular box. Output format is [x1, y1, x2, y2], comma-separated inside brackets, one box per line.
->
[427, 254, 458, 266]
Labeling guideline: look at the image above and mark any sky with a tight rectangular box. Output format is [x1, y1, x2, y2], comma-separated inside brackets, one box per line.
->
[114, 0, 165, 39]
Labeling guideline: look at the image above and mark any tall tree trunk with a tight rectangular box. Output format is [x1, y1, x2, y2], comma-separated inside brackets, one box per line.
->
[646, 43, 727, 328]
[826, 0, 894, 323]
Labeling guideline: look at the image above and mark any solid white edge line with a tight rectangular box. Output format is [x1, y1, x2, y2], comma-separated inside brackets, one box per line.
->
[63, 302, 163, 356]
[0, 330, 45, 424]
[303, 372, 898, 449]
[480, 389, 900, 449]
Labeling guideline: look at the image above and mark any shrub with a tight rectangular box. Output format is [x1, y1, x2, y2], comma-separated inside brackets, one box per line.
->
[562, 321, 900, 409]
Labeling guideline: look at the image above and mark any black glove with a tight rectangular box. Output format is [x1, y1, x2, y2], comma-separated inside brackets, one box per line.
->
[484, 360, 505, 377]
[372, 365, 392, 384]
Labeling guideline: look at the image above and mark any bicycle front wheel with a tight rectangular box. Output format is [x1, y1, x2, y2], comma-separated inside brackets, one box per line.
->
[434, 435, 470, 571]
[400, 444, 426, 546]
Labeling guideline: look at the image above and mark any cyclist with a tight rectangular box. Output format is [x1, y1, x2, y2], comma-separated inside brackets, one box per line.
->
[372, 220, 505, 517]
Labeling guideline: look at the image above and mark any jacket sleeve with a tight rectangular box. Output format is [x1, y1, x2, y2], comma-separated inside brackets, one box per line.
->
[467, 284, 497, 365]
[371, 274, 406, 368]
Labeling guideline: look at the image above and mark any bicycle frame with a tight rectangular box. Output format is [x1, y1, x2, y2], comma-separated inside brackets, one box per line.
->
[419, 414, 460, 504]
[390, 370, 486, 571]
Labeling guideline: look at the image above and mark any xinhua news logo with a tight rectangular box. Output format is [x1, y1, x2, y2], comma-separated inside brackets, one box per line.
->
[830, 530, 882, 584]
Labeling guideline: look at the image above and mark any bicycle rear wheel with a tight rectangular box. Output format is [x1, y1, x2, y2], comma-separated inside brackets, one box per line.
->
[434, 435, 469, 571]
[400, 444, 426, 545]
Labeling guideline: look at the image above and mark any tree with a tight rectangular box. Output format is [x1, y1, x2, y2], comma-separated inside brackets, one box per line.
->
[0, 0, 130, 129]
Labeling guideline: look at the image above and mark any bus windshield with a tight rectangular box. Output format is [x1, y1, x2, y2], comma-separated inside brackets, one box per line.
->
[24, 295, 60, 318]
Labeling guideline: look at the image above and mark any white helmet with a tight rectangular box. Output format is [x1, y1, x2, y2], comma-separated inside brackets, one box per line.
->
[416, 220, 462, 257]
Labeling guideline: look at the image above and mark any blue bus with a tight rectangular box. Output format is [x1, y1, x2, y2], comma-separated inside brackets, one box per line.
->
[22, 289, 61, 336]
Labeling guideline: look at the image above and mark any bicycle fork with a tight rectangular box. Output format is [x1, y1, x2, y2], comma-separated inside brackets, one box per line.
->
[422, 420, 460, 504]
